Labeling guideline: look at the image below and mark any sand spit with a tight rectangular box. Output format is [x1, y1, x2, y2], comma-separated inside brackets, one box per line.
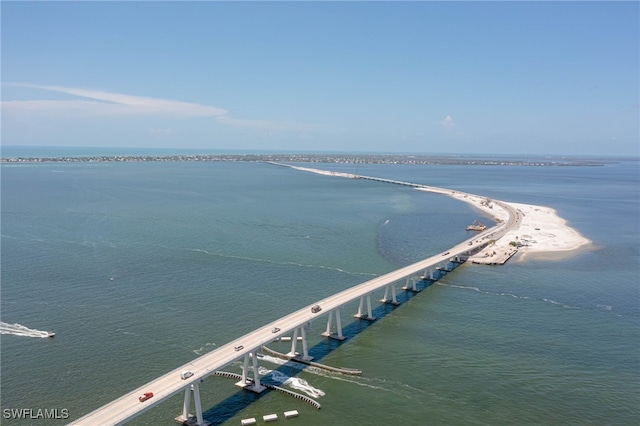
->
[288, 164, 591, 258]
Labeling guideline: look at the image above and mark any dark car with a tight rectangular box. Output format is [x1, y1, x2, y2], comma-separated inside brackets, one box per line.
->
[311, 305, 322, 313]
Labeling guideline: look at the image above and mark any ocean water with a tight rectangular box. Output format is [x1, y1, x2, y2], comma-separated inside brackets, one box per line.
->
[1, 153, 638, 425]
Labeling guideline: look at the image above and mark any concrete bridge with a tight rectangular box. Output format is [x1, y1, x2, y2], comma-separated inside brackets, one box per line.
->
[68, 170, 520, 426]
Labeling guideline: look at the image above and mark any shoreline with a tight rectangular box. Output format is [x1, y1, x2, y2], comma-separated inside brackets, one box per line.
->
[289, 164, 592, 258]
[441, 189, 592, 256]
[0, 153, 613, 167]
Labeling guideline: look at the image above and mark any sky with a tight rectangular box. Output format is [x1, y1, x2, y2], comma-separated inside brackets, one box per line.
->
[1, 1, 638, 156]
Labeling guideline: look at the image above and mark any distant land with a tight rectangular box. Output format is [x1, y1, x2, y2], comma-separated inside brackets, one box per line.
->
[0, 153, 617, 167]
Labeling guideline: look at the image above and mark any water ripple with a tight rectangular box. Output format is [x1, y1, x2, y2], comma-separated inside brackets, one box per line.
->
[436, 281, 623, 315]
[184, 246, 378, 278]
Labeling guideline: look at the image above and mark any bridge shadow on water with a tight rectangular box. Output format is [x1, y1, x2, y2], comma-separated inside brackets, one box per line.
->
[198, 268, 454, 425]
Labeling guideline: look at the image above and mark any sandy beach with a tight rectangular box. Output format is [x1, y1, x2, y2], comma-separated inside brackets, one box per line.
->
[289, 164, 591, 258]
[424, 188, 592, 258]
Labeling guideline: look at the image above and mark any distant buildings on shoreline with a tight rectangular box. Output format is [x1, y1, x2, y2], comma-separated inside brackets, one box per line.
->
[0, 153, 608, 167]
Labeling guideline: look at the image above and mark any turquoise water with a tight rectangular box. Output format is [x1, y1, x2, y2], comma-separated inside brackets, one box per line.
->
[1, 155, 638, 425]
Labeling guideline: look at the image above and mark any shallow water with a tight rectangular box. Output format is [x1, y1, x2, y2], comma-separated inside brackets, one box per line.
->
[1, 157, 638, 425]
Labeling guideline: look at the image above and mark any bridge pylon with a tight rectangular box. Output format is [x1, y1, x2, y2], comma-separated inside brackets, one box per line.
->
[401, 276, 420, 293]
[419, 268, 436, 282]
[322, 307, 346, 340]
[287, 325, 312, 361]
[235, 350, 266, 393]
[380, 283, 400, 305]
[175, 382, 210, 426]
[354, 293, 376, 321]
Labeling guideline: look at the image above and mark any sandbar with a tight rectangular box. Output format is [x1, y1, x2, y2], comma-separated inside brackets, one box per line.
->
[287, 164, 591, 257]
[441, 189, 591, 257]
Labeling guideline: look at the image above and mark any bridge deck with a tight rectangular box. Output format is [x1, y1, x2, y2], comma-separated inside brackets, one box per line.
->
[69, 172, 520, 426]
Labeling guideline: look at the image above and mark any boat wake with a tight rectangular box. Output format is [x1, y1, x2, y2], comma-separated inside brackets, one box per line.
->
[254, 353, 383, 390]
[192, 342, 216, 355]
[259, 367, 325, 398]
[0, 321, 55, 338]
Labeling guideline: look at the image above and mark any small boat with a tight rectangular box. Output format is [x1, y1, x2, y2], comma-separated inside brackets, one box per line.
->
[46, 332, 55, 338]
[466, 220, 486, 231]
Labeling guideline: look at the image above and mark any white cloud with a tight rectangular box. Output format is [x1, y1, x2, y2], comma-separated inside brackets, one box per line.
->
[2, 82, 317, 134]
[3, 83, 228, 117]
[438, 115, 454, 129]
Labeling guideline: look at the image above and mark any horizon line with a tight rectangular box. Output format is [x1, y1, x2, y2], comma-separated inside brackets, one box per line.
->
[1, 145, 638, 161]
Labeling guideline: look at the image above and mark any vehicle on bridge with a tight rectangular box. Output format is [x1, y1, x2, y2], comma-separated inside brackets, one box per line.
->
[138, 392, 153, 403]
[271, 327, 280, 333]
[67, 170, 517, 426]
[180, 370, 193, 380]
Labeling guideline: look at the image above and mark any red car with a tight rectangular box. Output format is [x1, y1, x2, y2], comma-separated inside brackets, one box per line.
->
[139, 392, 154, 402]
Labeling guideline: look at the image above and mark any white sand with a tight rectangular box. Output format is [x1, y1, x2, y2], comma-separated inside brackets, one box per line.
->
[289, 164, 591, 256]
[441, 190, 591, 255]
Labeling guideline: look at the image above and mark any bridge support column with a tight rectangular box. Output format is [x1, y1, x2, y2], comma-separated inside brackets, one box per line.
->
[380, 283, 399, 305]
[176, 383, 209, 426]
[236, 351, 266, 393]
[435, 265, 450, 277]
[354, 294, 375, 321]
[322, 308, 346, 340]
[193, 383, 205, 424]
[287, 326, 313, 361]
[420, 268, 433, 281]
[182, 387, 191, 422]
[401, 276, 420, 293]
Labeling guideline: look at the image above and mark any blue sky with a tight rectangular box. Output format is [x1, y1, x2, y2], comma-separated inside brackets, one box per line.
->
[2, 1, 638, 156]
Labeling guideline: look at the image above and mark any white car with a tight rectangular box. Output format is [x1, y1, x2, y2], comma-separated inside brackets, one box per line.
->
[180, 370, 194, 380]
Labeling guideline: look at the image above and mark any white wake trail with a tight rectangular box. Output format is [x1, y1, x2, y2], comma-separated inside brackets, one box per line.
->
[258, 368, 326, 399]
[0, 321, 54, 338]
